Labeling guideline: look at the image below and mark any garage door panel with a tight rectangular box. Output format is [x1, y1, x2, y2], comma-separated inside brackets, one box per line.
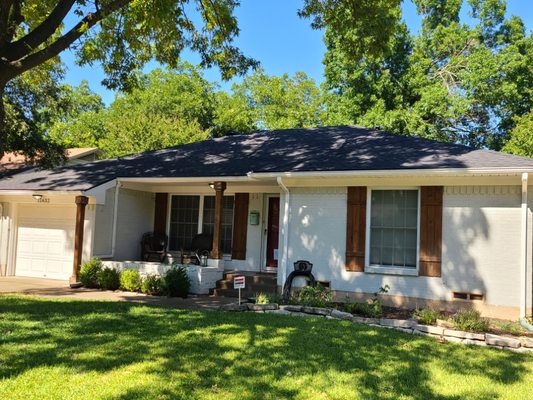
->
[16, 205, 75, 280]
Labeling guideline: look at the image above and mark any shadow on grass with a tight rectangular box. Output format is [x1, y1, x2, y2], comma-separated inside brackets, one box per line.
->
[0, 296, 531, 399]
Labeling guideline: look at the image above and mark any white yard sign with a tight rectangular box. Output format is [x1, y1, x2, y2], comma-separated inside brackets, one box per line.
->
[234, 275, 245, 304]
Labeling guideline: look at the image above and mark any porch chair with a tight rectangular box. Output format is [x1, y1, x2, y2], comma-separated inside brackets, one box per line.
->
[180, 233, 213, 265]
[140, 232, 168, 262]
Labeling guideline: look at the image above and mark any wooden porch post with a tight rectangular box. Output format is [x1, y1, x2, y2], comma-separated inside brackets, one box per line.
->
[211, 181, 227, 259]
[70, 195, 89, 286]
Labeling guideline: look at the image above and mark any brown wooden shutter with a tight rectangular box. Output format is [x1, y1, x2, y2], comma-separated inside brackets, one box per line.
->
[346, 187, 367, 272]
[232, 193, 249, 260]
[153, 193, 169, 235]
[419, 186, 443, 277]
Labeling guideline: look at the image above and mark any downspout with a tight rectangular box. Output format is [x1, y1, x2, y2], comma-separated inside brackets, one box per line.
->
[277, 177, 290, 291]
[519, 172, 533, 331]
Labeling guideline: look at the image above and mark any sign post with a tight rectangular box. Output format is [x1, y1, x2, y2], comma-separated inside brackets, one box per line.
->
[234, 275, 245, 304]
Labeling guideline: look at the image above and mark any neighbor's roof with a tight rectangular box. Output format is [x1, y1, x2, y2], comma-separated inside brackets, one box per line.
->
[0, 147, 99, 171]
[0, 126, 532, 192]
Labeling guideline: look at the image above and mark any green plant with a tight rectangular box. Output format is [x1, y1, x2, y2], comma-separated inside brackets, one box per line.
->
[164, 265, 191, 298]
[256, 292, 282, 305]
[97, 267, 121, 291]
[120, 269, 142, 292]
[141, 274, 165, 296]
[344, 299, 383, 318]
[291, 285, 333, 308]
[450, 310, 490, 333]
[79, 258, 103, 288]
[413, 308, 441, 325]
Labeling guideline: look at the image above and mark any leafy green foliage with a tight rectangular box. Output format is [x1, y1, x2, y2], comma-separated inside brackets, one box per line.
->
[79, 258, 103, 288]
[502, 110, 533, 157]
[291, 285, 333, 308]
[322, 0, 533, 152]
[450, 309, 490, 332]
[413, 308, 442, 325]
[97, 267, 121, 291]
[140, 274, 166, 296]
[119, 270, 142, 292]
[164, 265, 191, 298]
[255, 292, 281, 305]
[344, 300, 383, 318]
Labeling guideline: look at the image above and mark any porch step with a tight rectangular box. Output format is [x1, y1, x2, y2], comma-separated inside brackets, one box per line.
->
[210, 271, 278, 298]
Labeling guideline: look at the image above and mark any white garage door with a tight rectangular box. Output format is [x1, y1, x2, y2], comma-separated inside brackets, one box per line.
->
[16, 204, 76, 280]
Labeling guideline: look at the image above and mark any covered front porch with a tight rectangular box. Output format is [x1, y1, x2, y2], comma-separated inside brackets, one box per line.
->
[86, 177, 284, 294]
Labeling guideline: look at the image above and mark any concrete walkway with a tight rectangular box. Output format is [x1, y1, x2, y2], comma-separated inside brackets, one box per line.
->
[0, 276, 236, 310]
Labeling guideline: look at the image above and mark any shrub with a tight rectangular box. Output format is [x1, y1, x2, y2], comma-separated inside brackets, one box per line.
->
[120, 269, 142, 292]
[164, 265, 190, 298]
[344, 299, 383, 318]
[450, 309, 490, 333]
[97, 267, 121, 291]
[291, 285, 333, 308]
[256, 292, 282, 304]
[141, 274, 165, 296]
[79, 258, 103, 288]
[413, 308, 441, 325]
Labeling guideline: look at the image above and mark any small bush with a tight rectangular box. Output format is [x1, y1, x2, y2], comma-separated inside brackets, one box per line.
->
[291, 285, 333, 308]
[141, 274, 165, 296]
[79, 258, 102, 288]
[344, 300, 383, 318]
[256, 292, 282, 304]
[98, 267, 121, 291]
[120, 269, 142, 292]
[164, 265, 190, 298]
[413, 308, 441, 325]
[450, 309, 489, 333]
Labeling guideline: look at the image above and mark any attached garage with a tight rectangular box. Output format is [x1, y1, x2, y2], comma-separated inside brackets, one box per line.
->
[15, 204, 76, 280]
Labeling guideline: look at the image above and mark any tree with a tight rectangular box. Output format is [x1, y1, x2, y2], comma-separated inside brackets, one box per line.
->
[0, 0, 258, 160]
[502, 110, 533, 157]
[216, 69, 325, 132]
[321, 0, 533, 150]
[54, 66, 214, 157]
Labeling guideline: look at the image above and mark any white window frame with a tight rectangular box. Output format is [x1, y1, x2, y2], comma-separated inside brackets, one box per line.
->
[166, 193, 235, 256]
[364, 187, 420, 276]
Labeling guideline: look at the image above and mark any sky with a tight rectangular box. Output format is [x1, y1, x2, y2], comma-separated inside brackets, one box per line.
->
[61, 0, 533, 105]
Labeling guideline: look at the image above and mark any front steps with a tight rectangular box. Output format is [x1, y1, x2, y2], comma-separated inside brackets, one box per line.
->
[210, 270, 278, 298]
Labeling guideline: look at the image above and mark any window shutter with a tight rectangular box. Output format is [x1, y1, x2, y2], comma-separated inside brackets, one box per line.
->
[419, 186, 443, 277]
[232, 193, 249, 260]
[153, 193, 168, 235]
[346, 187, 367, 272]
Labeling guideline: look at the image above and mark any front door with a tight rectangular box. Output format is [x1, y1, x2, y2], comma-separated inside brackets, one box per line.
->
[266, 197, 280, 270]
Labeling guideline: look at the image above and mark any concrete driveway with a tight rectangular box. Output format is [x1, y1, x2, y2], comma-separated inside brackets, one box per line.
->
[0, 276, 235, 310]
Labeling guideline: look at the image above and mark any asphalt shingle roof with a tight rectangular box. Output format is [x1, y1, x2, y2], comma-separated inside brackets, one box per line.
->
[1, 126, 532, 192]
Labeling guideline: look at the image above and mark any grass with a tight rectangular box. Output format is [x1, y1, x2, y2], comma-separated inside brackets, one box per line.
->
[0, 296, 532, 400]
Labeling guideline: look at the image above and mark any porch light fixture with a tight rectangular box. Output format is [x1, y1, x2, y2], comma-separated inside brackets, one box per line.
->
[208, 182, 215, 189]
[32, 194, 43, 201]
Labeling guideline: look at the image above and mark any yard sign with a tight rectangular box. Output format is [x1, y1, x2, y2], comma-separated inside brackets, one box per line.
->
[234, 275, 245, 304]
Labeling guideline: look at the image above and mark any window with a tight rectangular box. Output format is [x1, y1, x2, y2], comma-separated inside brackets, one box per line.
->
[368, 189, 418, 269]
[168, 195, 234, 254]
[202, 196, 234, 254]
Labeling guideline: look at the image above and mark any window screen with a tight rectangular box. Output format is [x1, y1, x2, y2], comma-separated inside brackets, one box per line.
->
[202, 196, 234, 254]
[369, 190, 418, 268]
[169, 195, 200, 251]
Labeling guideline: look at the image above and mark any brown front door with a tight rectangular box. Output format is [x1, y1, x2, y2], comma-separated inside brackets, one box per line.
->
[266, 197, 280, 269]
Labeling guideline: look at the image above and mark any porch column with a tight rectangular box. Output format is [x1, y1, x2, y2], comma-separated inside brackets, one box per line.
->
[70, 195, 89, 286]
[211, 181, 227, 259]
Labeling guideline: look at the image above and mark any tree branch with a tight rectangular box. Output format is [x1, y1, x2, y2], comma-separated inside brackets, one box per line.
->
[0, 0, 77, 61]
[0, 0, 23, 48]
[5, 0, 131, 81]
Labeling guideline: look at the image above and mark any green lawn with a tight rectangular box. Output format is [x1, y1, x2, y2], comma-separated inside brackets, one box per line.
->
[0, 296, 531, 400]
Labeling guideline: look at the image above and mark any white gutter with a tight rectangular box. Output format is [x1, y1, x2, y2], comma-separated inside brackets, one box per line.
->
[277, 177, 290, 290]
[249, 167, 533, 179]
[519, 173, 529, 320]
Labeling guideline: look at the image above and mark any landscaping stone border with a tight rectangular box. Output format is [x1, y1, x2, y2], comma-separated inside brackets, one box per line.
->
[219, 303, 533, 353]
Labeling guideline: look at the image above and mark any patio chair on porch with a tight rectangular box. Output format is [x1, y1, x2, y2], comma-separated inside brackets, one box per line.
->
[180, 233, 213, 265]
[141, 232, 168, 262]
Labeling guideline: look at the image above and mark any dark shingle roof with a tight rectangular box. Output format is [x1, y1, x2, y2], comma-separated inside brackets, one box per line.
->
[1, 126, 532, 191]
